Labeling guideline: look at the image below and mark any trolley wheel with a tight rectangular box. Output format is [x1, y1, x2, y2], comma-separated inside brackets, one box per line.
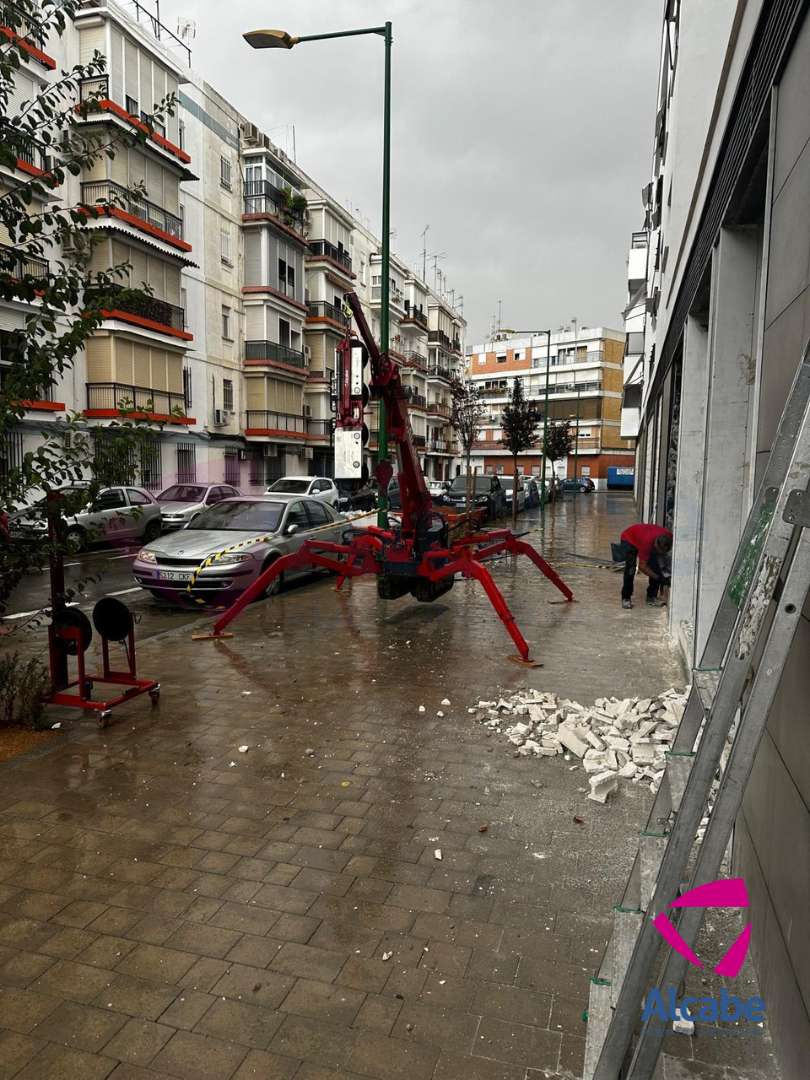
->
[149, 686, 161, 705]
[97, 710, 112, 729]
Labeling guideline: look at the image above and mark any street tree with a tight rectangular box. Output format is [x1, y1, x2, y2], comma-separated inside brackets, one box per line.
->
[500, 377, 538, 527]
[0, 0, 176, 614]
[449, 375, 485, 518]
[542, 420, 575, 498]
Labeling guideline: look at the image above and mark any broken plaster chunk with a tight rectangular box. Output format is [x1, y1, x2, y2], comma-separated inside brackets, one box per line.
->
[618, 761, 638, 779]
[631, 743, 658, 766]
[585, 730, 606, 751]
[588, 770, 619, 804]
[441, 698, 451, 706]
[557, 726, 589, 759]
[433, 848, 442, 861]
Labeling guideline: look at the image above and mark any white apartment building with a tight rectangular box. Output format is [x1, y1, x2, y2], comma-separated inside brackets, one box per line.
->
[621, 231, 647, 440]
[1, 0, 466, 504]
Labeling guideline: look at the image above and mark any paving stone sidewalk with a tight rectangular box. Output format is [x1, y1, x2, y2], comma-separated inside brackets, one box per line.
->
[0, 499, 778, 1079]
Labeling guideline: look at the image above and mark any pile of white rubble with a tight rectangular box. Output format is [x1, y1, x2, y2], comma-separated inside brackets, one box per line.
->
[470, 687, 689, 804]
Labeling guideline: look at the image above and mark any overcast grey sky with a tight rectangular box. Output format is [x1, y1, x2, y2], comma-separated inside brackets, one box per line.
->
[161, 0, 660, 343]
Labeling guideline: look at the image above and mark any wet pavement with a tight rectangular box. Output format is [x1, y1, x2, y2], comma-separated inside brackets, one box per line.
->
[0, 495, 777, 1079]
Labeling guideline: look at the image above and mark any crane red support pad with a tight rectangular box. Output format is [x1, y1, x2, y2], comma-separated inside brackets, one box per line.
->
[193, 292, 574, 661]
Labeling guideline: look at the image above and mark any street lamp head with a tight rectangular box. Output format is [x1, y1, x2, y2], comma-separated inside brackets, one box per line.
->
[243, 29, 299, 50]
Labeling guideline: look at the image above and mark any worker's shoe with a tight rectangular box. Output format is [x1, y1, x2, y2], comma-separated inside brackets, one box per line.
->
[646, 597, 667, 607]
[621, 599, 633, 610]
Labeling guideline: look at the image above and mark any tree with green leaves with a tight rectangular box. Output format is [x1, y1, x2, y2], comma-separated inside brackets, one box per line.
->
[542, 420, 574, 500]
[449, 375, 485, 519]
[500, 377, 538, 527]
[0, 0, 176, 616]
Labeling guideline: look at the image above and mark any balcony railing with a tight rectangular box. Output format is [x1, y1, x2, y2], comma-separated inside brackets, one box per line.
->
[402, 304, 428, 328]
[428, 439, 449, 453]
[427, 363, 452, 381]
[86, 382, 186, 416]
[308, 239, 352, 272]
[80, 179, 183, 241]
[79, 75, 109, 104]
[548, 381, 601, 394]
[413, 435, 427, 448]
[243, 180, 305, 231]
[307, 301, 350, 326]
[1, 244, 49, 280]
[85, 284, 185, 334]
[427, 402, 451, 419]
[403, 388, 427, 409]
[402, 351, 427, 372]
[428, 329, 452, 349]
[245, 341, 307, 368]
[245, 411, 306, 433]
[371, 285, 404, 308]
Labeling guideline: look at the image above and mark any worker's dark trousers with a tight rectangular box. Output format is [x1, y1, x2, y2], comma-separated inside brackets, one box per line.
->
[621, 545, 668, 601]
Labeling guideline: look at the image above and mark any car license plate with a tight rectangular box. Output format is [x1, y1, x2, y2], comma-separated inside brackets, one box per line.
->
[158, 570, 192, 582]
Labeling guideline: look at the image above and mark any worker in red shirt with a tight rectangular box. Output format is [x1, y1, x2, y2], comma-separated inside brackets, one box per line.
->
[618, 522, 672, 609]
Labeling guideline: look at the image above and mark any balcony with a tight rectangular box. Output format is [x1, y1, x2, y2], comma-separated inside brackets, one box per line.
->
[86, 382, 192, 424]
[308, 240, 352, 273]
[403, 388, 427, 409]
[548, 381, 601, 394]
[307, 301, 350, 327]
[402, 304, 428, 329]
[77, 76, 191, 166]
[472, 437, 502, 450]
[84, 284, 190, 339]
[243, 180, 305, 237]
[370, 285, 405, 309]
[427, 402, 451, 420]
[427, 363, 453, 382]
[401, 351, 427, 372]
[80, 179, 188, 251]
[1, 244, 49, 281]
[413, 435, 427, 449]
[245, 411, 307, 437]
[428, 439, 450, 453]
[0, 25, 56, 69]
[245, 340, 307, 369]
[428, 329, 452, 350]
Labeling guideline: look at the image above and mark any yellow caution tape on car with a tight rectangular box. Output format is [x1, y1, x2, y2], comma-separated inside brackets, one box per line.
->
[183, 515, 372, 604]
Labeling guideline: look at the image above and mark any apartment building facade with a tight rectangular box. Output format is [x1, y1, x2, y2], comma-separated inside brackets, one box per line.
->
[1, 0, 466, 506]
[629, 1, 810, 1073]
[466, 327, 634, 487]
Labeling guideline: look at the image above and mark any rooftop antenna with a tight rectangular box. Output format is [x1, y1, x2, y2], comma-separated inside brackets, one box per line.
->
[497, 299, 503, 334]
[421, 225, 429, 281]
[457, 295, 464, 316]
[429, 252, 446, 290]
[449, 288, 456, 309]
[177, 17, 197, 42]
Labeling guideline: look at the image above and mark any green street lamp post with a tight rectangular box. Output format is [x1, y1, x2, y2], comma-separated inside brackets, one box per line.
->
[540, 328, 552, 509]
[244, 23, 394, 527]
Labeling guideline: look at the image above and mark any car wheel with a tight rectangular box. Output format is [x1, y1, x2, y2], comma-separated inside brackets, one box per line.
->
[260, 556, 282, 598]
[143, 518, 162, 543]
[65, 526, 88, 553]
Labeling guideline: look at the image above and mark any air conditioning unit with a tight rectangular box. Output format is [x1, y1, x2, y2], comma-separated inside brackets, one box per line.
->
[304, 447, 314, 461]
[303, 404, 312, 417]
[240, 122, 259, 145]
[213, 408, 226, 425]
[237, 449, 247, 461]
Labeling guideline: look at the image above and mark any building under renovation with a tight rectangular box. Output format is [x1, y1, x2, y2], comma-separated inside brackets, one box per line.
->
[627, 1, 810, 1072]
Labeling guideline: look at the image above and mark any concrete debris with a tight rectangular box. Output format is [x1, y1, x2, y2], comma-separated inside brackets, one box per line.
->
[441, 698, 451, 706]
[588, 770, 619, 804]
[471, 686, 689, 801]
[433, 848, 442, 860]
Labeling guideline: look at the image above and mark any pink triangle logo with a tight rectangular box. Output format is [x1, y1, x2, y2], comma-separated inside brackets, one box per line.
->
[651, 877, 752, 978]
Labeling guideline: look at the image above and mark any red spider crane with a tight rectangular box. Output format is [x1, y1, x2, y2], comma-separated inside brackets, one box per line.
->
[195, 291, 573, 662]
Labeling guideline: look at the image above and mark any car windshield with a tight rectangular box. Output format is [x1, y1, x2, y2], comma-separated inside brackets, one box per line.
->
[450, 477, 492, 494]
[158, 485, 206, 503]
[268, 479, 310, 494]
[188, 501, 284, 532]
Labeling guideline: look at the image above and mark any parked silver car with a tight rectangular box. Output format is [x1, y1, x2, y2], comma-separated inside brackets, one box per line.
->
[157, 483, 241, 530]
[265, 476, 339, 508]
[9, 485, 162, 551]
[133, 494, 348, 602]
